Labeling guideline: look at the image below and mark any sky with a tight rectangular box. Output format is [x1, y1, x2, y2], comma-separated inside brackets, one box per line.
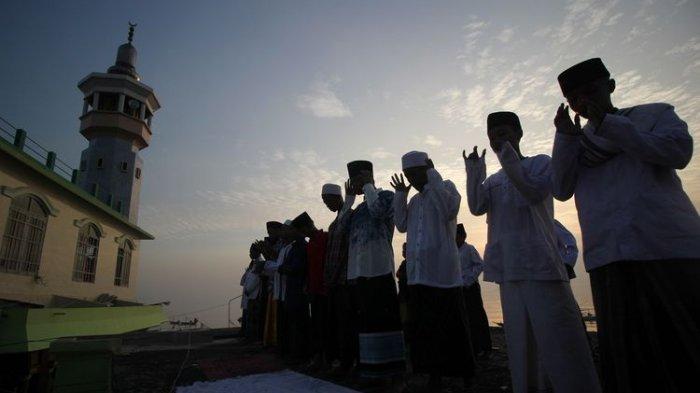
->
[1, 0, 699, 328]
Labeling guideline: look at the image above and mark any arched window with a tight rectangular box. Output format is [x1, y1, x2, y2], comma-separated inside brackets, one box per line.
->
[0, 195, 49, 275]
[72, 224, 101, 283]
[114, 240, 133, 287]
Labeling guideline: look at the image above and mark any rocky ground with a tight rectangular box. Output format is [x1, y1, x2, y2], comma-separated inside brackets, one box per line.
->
[112, 327, 599, 392]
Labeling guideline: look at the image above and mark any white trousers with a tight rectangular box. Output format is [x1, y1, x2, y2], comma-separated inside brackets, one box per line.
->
[500, 281, 601, 393]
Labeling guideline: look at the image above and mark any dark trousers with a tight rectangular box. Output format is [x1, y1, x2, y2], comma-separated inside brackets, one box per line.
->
[326, 284, 358, 367]
[310, 294, 328, 360]
[407, 284, 475, 378]
[590, 259, 700, 393]
[463, 282, 492, 353]
[276, 300, 288, 355]
[285, 298, 311, 361]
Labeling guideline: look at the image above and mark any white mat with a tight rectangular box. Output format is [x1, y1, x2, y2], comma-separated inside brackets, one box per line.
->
[176, 370, 360, 393]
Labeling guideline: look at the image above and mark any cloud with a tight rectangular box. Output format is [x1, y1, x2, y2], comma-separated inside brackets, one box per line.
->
[370, 147, 394, 159]
[424, 134, 443, 147]
[497, 28, 515, 43]
[665, 37, 700, 56]
[297, 79, 352, 118]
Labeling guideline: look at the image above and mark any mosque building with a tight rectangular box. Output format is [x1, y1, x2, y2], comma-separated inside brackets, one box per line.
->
[0, 25, 166, 386]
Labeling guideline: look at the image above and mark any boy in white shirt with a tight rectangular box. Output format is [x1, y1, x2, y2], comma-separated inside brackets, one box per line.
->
[392, 152, 475, 390]
[464, 111, 600, 393]
[553, 58, 700, 393]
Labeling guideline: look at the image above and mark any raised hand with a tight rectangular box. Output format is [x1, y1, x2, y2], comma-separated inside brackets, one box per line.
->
[463, 146, 486, 164]
[344, 179, 355, 196]
[390, 173, 412, 193]
[554, 103, 582, 136]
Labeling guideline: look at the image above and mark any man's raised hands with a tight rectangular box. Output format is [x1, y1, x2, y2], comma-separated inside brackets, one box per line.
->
[463, 146, 486, 164]
[390, 173, 412, 193]
[554, 103, 582, 136]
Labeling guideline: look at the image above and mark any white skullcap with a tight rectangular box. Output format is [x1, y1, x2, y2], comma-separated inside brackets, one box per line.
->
[401, 151, 429, 169]
[283, 219, 293, 226]
[321, 183, 342, 195]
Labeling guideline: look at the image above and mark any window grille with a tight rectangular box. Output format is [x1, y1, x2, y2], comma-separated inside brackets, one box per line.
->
[72, 224, 100, 283]
[114, 242, 132, 287]
[0, 195, 48, 275]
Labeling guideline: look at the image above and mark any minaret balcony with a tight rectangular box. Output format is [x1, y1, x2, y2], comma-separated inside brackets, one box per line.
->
[79, 110, 152, 150]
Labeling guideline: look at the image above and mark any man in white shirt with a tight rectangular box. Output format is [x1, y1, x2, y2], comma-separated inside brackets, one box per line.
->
[464, 111, 601, 393]
[392, 152, 475, 390]
[346, 160, 405, 380]
[321, 183, 357, 374]
[553, 58, 700, 393]
[456, 223, 492, 356]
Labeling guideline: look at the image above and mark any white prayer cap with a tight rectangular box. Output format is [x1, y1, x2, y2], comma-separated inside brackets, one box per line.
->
[402, 151, 429, 169]
[283, 219, 293, 226]
[321, 183, 342, 196]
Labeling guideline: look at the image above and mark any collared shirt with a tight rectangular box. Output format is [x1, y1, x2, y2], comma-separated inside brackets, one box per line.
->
[306, 230, 328, 295]
[466, 143, 568, 283]
[554, 220, 578, 267]
[552, 103, 700, 271]
[347, 184, 395, 280]
[459, 243, 484, 287]
[394, 168, 462, 288]
[323, 195, 355, 287]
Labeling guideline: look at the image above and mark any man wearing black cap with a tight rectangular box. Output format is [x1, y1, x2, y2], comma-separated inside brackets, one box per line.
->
[261, 221, 291, 347]
[464, 112, 601, 393]
[553, 58, 700, 393]
[456, 223, 491, 356]
[278, 213, 312, 362]
[292, 211, 329, 370]
[345, 160, 405, 380]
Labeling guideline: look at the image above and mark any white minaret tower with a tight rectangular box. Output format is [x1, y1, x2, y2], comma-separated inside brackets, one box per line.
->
[76, 23, 160, 223]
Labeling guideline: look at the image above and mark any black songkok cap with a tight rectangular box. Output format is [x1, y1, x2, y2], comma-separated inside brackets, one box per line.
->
[456, 223, 466, 237]
[347, 160, 373, 178]
[558, 58, 610, 96]
[487, 111, 522, 133]
[266, 221, 283, 235]
[291, 212, 314, 230]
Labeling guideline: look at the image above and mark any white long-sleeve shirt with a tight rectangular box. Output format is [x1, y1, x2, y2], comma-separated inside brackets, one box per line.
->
[264, 243, 292, 301]
[466, 142, 568, 283]
[459, 243, 484, 287]
[552, 103, 700, 271]
[347, 184, 395, 280]
[394, 168, 462, 288]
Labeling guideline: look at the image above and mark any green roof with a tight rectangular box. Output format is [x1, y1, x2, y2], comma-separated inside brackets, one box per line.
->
[0, 136, 154, 240]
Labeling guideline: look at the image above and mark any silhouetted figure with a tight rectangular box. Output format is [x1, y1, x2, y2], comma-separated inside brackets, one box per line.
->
[464, 111, 601, 393]
[346, 160, 405, 380]
[241, 244, 261, 340]
[280, 213, 312, 362]
[293, 211, 328, 370]
[260, 221, 285, 347]
[392, 151, 474, 390]
[456, 223, 492, 356]
[267, 219, 295, 355]
[321, 183, 357, 375]
[553, 57, 700, 393]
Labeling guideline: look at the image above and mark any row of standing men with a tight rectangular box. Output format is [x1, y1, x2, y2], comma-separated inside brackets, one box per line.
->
[241, 57, 700, 393]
